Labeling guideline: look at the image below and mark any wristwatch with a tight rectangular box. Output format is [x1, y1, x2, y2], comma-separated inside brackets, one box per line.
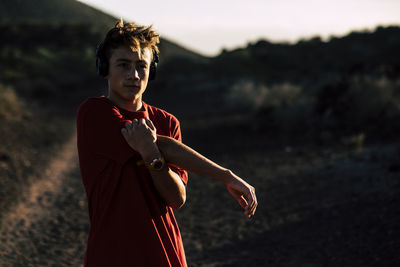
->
[146, 156, 166, 171]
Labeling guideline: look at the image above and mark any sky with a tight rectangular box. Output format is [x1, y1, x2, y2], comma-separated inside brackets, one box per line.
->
[78, 0, 400, 56]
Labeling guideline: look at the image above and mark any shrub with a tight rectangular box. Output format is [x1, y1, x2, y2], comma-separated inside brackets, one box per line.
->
[225, 79, 268, 111]
[0, 84, 23, 120]
[225, 79, 316, 138]
[316, 74, 400, 139]
[226, 79, 305, 110]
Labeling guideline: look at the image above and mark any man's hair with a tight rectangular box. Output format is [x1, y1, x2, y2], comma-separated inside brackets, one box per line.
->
[100, 19, 160, 64]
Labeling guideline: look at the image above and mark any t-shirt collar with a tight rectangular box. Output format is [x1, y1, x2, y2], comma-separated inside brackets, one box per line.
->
[102, 96, 149, 120]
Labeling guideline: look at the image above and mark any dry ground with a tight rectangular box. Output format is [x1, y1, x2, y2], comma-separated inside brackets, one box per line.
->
[0, 115, 399, 266]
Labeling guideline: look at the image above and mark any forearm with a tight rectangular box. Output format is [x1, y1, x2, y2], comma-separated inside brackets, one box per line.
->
[156, 136, 258, 218]
[141, 146, 186, 210]
[148, 167, 186, 210]
[156, 135, 234, 184]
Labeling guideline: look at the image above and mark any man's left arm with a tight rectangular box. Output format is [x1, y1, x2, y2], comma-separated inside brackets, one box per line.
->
[122, 118, 186, 210]
[122, 118, 257, 218]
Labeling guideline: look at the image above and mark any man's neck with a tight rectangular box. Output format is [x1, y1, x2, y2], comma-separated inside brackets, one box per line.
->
[107, 94, 142, 112]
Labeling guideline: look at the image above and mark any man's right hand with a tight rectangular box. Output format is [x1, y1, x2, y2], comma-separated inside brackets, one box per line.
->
[121, 118, 159, 160]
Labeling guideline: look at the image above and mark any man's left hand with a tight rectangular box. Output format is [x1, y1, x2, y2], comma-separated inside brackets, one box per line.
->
[225, 172, 257, 218]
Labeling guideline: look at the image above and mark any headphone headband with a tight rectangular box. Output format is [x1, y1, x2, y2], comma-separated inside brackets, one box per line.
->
[96, 42, 159, 80]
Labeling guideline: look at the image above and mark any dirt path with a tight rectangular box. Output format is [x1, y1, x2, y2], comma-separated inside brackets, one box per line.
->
[0, 134, 88, 266]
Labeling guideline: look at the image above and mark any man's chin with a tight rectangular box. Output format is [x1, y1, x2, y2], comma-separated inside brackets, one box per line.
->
[125, 86, 141, 91]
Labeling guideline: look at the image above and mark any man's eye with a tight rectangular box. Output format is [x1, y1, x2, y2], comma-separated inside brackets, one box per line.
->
[118, 63, 129, 68]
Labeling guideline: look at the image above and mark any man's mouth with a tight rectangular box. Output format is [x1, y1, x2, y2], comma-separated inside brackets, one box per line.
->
[124, 85, 140, 89]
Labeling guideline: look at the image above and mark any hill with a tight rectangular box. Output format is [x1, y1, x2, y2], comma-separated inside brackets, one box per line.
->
[0, 0, 115, 26]
[0, 0, 206, 62]
[211, 26, 400, 82]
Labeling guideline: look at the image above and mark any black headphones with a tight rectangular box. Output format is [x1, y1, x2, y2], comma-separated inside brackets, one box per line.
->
[95, 41, 159, 80]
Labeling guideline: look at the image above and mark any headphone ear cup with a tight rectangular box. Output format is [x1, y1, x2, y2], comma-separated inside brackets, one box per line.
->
[149, 62, 157, 80]
[96, 42, 108, 77]
[149, 52, 159, 81]
[99, 60, 109, 77]
[95, 56, 102, 76]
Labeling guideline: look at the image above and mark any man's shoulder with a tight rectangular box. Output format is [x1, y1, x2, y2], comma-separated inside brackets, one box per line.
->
[144, 102, 180, 123]
[77, 96, 112, 115]
[79, 96, 109, 109]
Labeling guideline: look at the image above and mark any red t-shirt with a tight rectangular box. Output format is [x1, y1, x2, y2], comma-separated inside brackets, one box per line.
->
[76, 97, 188, 267]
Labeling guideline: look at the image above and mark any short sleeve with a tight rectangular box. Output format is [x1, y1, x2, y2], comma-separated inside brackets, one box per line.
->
[77, 99, 138, 164]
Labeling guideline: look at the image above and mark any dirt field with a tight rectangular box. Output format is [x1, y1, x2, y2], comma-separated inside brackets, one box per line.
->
[0, 114, 399, 266]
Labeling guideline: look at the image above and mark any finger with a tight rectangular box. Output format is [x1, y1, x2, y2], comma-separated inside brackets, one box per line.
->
[237, 196, 248, 210]
[244, 191, 256, 217]
[242, 195, 253, 217]
[245, 203, 253, 217]
[248, 189, 257, 216]
[247, 193, 255, 213]
[130, 119, 139, 130]
[125, 121, 133, 129]
[247, 201, 256, 217]
[249, 195, 256, 214]
[241, 202, 252, 218]
[139, 118, 146, 125]
[145, 118, 156, 131]
[251, 203, 257, 216]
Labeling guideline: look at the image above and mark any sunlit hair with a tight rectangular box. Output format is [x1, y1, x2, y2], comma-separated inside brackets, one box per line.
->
[101, 19, 160, 63]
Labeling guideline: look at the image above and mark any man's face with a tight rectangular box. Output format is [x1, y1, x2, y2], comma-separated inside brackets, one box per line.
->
[106, 46, 152, 107]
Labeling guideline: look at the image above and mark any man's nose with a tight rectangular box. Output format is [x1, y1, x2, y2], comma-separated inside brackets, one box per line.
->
[133, 68, 140, 80]
[127, 67, 140, 80]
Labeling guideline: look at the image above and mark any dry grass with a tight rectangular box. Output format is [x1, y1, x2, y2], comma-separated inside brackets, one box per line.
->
[0, 84, 23, 121]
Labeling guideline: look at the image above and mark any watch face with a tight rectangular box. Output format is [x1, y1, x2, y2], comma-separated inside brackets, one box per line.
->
[153, 160, 163, 170]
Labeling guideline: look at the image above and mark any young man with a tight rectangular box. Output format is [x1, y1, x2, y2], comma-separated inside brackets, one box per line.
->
[77, 21, 257, 267]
